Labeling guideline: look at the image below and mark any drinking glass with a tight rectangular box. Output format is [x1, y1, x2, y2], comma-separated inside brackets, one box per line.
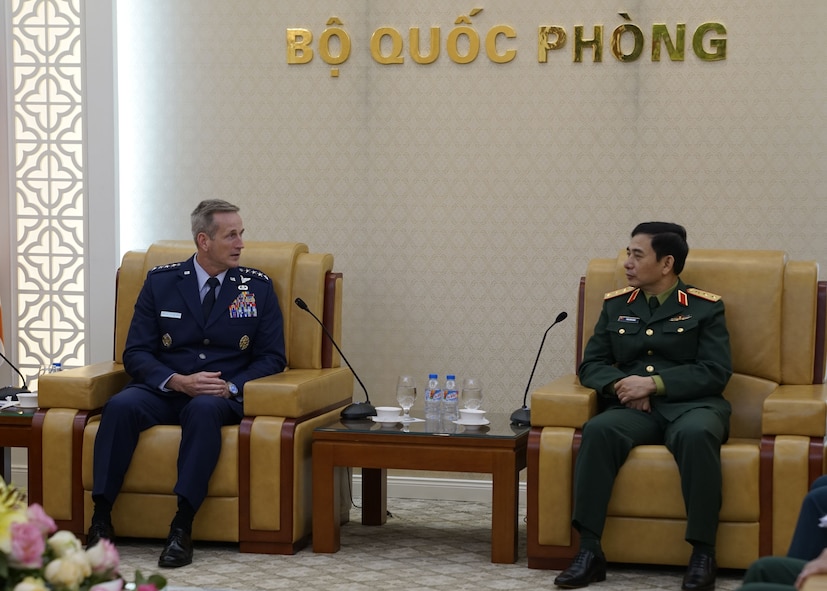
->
[396, 375, 417, 421]
[461, 377, 483, 410]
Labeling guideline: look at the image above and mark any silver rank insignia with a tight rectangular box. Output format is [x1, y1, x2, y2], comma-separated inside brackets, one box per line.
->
[162, 333, 172, 348]
[239, 335, 250, 350]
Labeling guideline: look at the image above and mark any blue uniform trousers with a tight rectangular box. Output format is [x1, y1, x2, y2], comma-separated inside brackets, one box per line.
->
[92, 384, 243, 511]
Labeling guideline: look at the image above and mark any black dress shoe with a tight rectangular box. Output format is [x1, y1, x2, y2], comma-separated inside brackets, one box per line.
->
[158, 526, 193, 568]
[554, 549, 607, 588]
[682, 551, 717, 591]
[86, 521, 115, 549]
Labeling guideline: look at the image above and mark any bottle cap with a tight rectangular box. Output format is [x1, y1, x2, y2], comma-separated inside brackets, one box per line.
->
[428, 374, 438, 379]
[447, 374, 455, 380]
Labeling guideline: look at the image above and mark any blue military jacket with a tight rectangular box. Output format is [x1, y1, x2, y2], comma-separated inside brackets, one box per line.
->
[123, 255, 287, 395]
[578, 278, 732, 421]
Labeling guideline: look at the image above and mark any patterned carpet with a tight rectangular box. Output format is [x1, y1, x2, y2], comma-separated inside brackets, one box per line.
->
[114, 497, 746, 591]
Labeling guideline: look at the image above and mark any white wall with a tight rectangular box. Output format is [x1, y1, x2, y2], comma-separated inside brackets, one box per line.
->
[2, 0, 825, 494]
[115, 0, 827, 415]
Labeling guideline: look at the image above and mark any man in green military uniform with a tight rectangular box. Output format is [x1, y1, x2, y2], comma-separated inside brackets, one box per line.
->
[554, 222, 732, 591]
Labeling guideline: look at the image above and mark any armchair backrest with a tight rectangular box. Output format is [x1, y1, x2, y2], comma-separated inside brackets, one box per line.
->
[115, 241, 342, 370]
[577, 249, 827, 387]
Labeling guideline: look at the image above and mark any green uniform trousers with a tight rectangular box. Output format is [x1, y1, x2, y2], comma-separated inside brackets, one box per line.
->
[736, 556, 807, 590]
[572, 403, 728, 547]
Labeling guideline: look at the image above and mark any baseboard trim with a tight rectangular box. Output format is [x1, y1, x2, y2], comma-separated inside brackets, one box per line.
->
[351, 473, 527, 508]
[12, 469, 526, 508]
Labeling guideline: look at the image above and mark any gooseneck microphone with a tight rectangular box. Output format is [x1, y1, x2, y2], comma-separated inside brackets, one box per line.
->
[294, 298, 376, 420]
[0, 349, 30, 400]
[510, 311, 568, 427]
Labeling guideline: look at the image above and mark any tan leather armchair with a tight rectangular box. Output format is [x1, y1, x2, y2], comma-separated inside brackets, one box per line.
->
[527, 250, 827, 569]
[804, 575, 827, 590]
[28, 241, 354, 554]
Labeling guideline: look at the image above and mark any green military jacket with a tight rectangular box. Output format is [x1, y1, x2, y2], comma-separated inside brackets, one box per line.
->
[578, 278, 733, 421]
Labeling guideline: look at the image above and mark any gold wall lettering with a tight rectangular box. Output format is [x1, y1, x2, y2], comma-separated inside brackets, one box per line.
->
[287, 11, 727, 76]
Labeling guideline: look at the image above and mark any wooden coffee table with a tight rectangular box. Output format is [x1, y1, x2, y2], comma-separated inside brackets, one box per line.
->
[0, 408, 36, 484]
[312, 413, 529, 563]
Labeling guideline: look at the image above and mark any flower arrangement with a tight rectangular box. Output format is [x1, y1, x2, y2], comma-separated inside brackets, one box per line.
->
[0, 480, 165, 591]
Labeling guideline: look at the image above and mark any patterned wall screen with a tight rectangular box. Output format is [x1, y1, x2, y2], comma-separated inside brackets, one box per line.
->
[10, 0, 86, 374]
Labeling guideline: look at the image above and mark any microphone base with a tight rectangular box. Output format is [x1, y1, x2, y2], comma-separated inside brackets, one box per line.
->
[0, 386, 29, 401]
[510, 407, 531, 427]
[340, 401, 377, 421]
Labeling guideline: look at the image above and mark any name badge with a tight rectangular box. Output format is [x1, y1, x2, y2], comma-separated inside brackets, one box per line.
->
[618, 315, 640, 323]
[160, 310, 182, 319]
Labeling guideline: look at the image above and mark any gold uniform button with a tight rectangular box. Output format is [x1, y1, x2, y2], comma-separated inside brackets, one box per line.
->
[199, 353, 206, 360]
[646, 329, 654, 336]
[646, 365, 655, 373]
[619, 329, 626, 335]
[677, 327, 684, 333]
[647, 350, 654, 356]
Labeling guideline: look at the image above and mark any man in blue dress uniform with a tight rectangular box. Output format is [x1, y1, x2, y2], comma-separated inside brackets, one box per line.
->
[86, 200, 286, 568]
[554, 222, 732, 591]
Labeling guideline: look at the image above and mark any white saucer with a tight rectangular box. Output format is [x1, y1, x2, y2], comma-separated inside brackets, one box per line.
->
[371, 416, 401, 424]
[453, 418, 490, 427]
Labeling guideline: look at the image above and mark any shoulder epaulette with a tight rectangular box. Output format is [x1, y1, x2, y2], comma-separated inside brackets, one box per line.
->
[149, 262, 182, 273]
[238, 266, 271, 283]
[687, 287, 722, 302]
[604, 286, 636, 300]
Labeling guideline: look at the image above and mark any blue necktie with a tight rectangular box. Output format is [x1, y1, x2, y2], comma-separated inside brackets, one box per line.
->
[202, 277, 220, 320]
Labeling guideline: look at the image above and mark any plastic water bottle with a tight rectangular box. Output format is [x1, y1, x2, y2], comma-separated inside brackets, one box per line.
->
[443, 374, 459, 421]
[424, 374, 442, 420]
[48, 362, 62, 373]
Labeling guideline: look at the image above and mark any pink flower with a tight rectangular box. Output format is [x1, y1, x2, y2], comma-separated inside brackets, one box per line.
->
[25, 504, 56, 536]
[85, 538, 119, 574]
[89, 580, 124, 591]
[9, 521, 45, 569]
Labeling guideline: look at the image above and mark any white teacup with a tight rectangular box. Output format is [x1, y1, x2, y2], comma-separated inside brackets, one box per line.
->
[17, 391, 38, 409]
[459, 408, 486, 424]
[375, 406, 402, 423]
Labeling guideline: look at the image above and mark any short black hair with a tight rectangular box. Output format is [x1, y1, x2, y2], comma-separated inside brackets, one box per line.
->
[631, 222, 689, 275]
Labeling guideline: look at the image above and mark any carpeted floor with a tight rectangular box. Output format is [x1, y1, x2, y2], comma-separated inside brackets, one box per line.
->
[114, 497, 746, 591]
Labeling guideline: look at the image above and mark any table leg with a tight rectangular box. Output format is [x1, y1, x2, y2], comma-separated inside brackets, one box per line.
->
[361, 467, 387, 526]
[491, 453, 520, 563]
[312, 442, 340, 553]
[1, 447, 9, 484]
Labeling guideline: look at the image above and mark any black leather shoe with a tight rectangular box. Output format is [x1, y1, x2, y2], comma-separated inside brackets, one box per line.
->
[86, 521, 115, 549]
[682, 552, 717, 591]
[158, 527, 193, 568]
[554, 549, 607, 588]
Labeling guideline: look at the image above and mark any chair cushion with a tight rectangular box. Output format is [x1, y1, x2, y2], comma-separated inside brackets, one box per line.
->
[607, 441, 760, 521]
[82, 417, 239, 497]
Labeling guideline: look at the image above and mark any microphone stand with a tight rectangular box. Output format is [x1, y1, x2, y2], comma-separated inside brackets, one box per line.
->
[510, 311, 567, 427]
[294, 298, 376, 420]
[0, 350, 30, 400]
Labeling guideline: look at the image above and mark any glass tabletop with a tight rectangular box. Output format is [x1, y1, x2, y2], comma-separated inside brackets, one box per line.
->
[316, 412, 530, 440]
[0, 407, 38, 420]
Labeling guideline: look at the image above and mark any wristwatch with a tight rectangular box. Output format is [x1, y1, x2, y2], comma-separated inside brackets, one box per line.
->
[226, 381, 239, 398]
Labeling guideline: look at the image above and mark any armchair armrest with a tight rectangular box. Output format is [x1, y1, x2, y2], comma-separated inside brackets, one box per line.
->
[243, 366, 354, 418]
[763, 383, 827, 437]
[38, 362, 130, 410]
[530, 374, 599, 428]
[802, 574, 827, 591]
